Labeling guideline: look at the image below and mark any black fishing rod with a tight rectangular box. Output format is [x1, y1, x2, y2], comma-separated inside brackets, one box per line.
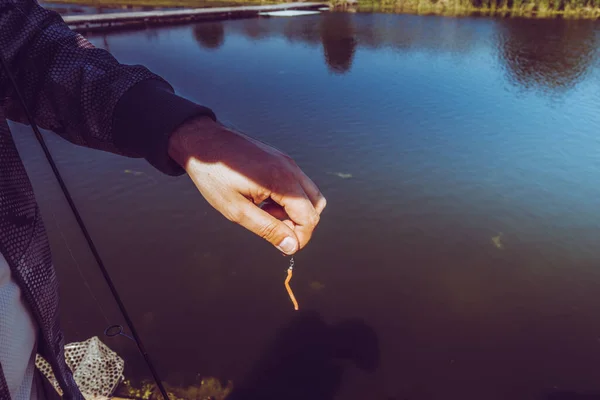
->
[0, 54, 170, 400]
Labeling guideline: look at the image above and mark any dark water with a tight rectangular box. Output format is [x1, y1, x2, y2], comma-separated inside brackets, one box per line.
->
[12, 12, 600, 400]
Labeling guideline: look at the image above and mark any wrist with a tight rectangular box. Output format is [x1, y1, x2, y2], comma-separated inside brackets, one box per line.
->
[168, 116, 221, 168]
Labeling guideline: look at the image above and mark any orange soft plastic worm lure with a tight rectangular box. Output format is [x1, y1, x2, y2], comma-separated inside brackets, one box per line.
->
[284, 257, 299, 310]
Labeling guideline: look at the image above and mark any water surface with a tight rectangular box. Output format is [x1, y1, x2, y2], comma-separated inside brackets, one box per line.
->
[13, 13, 600, 400]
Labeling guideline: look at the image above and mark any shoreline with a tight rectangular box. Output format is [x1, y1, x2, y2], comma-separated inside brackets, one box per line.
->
[45, 0, 600, 18]
[61, 2, 327, 31]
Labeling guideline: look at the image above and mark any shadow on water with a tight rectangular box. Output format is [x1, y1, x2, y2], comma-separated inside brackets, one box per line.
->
[227, 310, 380, 400]
[496, 17, 599, 93]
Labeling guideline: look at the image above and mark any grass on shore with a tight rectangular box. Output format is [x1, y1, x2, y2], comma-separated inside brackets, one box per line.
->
[348, 0, 600, 18]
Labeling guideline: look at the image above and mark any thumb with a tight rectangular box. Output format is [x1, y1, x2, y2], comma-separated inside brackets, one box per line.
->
[231, 195, 299, 255]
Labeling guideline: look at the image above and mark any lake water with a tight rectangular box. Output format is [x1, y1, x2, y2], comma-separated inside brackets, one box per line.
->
[12, 12, 600, 400]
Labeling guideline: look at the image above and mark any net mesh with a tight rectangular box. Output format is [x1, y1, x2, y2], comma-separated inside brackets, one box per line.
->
[35, 336, 124, 400]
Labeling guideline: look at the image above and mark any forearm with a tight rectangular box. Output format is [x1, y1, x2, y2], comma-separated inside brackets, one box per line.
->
[0, 0, 215, 174]
[0, 0, 149, 140]
[113, 80, 216, 174]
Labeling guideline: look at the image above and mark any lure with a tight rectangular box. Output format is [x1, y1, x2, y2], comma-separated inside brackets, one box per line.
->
[284, 257, 299, 310]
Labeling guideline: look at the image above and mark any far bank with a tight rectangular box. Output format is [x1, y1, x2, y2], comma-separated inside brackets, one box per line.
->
[44, 0, 600, 18]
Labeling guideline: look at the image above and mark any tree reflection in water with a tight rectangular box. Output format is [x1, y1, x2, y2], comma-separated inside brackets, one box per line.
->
[193, 21, 225, 50]
[320, 13, 357, 74]
[497, 18, 598, 93]
[190, 13, 599, 92]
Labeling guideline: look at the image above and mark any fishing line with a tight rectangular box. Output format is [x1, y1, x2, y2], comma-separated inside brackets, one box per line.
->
[0, 53, 170, 400]
[49, 208, 111, 325]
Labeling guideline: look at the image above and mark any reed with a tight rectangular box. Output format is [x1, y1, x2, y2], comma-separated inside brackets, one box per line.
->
[349, 0, 600, 17]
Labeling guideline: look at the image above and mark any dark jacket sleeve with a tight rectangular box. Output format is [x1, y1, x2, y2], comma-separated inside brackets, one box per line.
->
[0, 0, 216, 175]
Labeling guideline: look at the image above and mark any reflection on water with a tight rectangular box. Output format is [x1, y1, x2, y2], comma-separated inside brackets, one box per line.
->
[193, 22, 226, 50]
[320, 13, 357, 74]
[497, 18, 599, 93]
[189, 13, 600, 92]
[28, 12, 600, 400]
[191, 14, 359, 73]
[283, 15, 322, 45]
[240, 19, 273, 40]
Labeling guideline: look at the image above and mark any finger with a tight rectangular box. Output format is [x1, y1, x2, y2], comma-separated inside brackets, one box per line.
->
[295, 169, 327, 214]
[261, 203, 296, 233]
[282, 219, 295, 231]
[260, 202, 289, 221]
[271, 182, 320, 250]
[232, 194, 300, 255]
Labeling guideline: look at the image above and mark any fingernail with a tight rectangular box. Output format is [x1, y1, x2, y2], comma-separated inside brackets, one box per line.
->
[277, 237, 297, 255]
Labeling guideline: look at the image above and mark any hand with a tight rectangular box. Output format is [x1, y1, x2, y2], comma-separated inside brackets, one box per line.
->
[168, 117, 326, 255]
